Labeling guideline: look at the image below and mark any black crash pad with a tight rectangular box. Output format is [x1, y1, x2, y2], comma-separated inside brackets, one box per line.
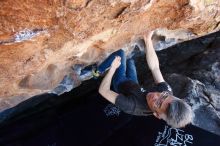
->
[0, 91, 219, 146]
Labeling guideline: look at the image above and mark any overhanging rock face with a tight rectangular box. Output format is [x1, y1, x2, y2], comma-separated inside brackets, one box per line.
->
[0, 0, 220, 112]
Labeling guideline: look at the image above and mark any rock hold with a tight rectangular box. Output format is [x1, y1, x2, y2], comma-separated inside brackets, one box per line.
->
[153, 28, 196, 51]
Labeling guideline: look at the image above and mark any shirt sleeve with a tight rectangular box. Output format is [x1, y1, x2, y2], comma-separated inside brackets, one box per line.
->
[115, 94, 136, 115]
[155, 82, 173, 94]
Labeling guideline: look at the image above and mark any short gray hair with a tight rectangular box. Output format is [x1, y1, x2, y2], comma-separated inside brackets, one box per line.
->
[165, 99, 193, 128]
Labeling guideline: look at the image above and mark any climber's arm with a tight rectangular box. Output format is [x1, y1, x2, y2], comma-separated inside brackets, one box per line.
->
[144, 32, 165, 84]
[98, 56, 121, 104]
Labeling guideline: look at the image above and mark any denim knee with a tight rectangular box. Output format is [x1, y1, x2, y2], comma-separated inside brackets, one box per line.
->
[127, 58, 134, 64]
[113, 49, 125, 57]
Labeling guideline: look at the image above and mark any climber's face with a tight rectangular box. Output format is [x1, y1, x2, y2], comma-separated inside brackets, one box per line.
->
[146, 91, 174, 119]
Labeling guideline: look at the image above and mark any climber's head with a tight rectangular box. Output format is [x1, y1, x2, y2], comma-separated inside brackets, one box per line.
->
[146, 91, 193, 128]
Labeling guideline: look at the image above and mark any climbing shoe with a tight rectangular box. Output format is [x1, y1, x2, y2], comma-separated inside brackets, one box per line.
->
[92, 68, 100, 79]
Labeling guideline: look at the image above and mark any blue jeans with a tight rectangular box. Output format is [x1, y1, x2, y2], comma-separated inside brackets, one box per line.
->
[97, 49, 138, 92]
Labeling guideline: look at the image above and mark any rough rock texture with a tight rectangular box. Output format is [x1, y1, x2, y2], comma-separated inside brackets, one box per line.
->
[0, 0, 220, 112]
[0, 31, 219, 136]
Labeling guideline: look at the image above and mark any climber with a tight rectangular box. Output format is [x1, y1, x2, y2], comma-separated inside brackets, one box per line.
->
[95, 31, 193, 128]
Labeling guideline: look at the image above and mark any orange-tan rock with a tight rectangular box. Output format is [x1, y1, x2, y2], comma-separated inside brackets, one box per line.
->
[0, 0, 219, 111]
